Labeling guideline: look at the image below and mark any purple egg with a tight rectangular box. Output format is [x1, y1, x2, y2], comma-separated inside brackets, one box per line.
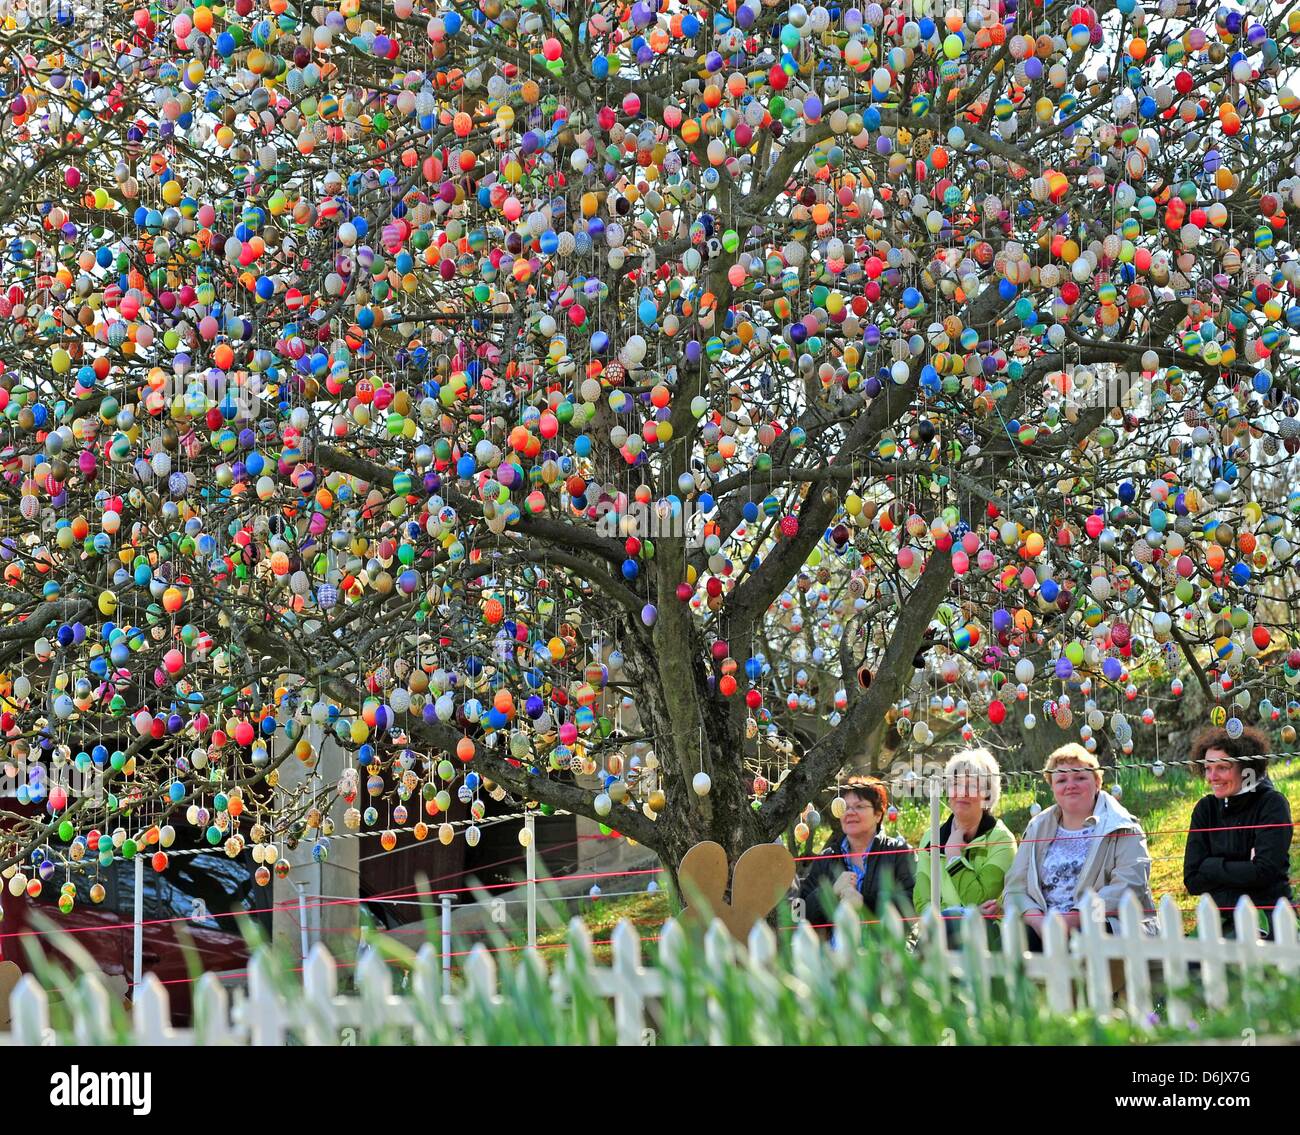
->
[1055, 658, 1074, 680]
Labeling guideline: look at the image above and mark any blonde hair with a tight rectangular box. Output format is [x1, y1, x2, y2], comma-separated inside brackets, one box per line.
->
[944, 748, 1002, 813]
[1042, 742, 1103, 784]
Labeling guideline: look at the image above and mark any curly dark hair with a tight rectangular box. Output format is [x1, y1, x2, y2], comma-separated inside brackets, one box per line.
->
[841, 775, 889, 814]
[1189, 724, 1271, 781]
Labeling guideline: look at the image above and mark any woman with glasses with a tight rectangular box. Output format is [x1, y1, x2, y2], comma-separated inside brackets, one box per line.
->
[797, 776, 916, 931]
[989, 743, 1156, 946]
[914, 748, 1017, 940]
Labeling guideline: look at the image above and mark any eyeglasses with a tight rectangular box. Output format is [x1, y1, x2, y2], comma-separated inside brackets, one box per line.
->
[842, 801, 878, 814]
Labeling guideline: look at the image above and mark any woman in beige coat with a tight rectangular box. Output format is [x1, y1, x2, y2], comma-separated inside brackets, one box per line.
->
[985, 743, 1156, 944]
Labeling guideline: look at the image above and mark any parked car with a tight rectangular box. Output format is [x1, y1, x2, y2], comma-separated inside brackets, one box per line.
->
[0, 840, 272, 1024]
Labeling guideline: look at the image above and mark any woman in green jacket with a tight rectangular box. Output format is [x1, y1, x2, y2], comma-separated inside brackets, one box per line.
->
[914, 748, 1017, 940]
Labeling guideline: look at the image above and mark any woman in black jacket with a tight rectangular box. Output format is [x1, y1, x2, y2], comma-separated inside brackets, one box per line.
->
[797, 776, 916, 931]
[1183, 725, 1294, 938]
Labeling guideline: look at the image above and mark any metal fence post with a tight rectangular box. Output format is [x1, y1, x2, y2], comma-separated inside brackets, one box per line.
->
[439, 893, 456, 997]
[133, 850, 144, 994]
[525, 811, 537, 949]
[929, 777, 942, 917]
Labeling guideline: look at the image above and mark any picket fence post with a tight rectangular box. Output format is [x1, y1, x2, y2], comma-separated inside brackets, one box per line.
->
[1195, 894, 1229, 1012]
[11, 975, 50, 1046]
[132, 974, 175, 1043]
[300, 943, 338, 1046]
[1157, 895, 1192, 1030]
[1117, 891, 1154, 1025]
[244, 953, 287, 1044]
[71, 974, 116, 1046]
[607, 920, 649, 1046]
[1041, 910, 1073, 1014]
[961, 906, 992, 1006]
[193, 973, 234, 1045]
[1274, 901, 1298, 975]
[356, 947, 395, 1042]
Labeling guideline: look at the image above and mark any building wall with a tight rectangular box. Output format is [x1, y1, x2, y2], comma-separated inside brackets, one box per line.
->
[271, 736, 359, 963]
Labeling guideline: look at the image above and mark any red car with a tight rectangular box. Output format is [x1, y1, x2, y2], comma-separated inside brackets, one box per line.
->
[0, 845, 272, 1023]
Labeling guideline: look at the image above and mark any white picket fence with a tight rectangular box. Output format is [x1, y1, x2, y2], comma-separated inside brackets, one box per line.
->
[2, 892, 1297, 1045]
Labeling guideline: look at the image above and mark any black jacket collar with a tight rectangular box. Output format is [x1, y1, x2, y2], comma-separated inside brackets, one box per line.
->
[1218, 777, 1274, 813]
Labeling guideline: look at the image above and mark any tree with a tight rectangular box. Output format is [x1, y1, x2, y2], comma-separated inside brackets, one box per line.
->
[4, 0, 1300, 892]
